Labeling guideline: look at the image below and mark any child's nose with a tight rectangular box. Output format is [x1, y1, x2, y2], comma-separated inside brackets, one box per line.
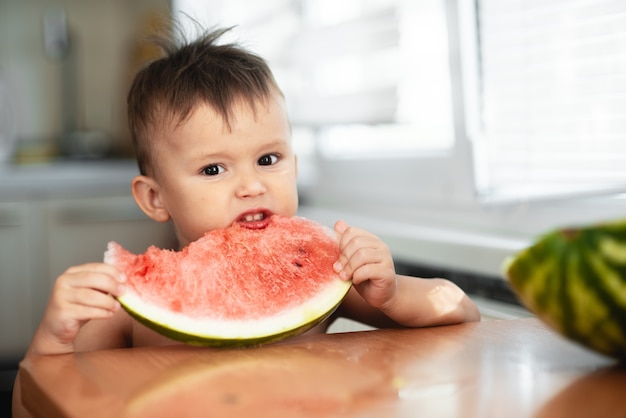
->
[235, 171, 267, 198]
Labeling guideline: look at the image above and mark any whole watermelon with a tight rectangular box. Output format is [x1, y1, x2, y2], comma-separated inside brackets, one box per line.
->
[503, 218, 626, 360]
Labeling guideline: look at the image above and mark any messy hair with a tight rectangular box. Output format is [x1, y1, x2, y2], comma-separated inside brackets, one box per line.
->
[127, 26, 282, 176]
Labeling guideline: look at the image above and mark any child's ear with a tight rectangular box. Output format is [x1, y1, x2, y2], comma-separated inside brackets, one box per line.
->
[131, 175, 171, 223]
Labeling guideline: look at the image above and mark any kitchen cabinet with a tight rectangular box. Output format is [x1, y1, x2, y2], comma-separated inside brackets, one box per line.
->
[0, 201, 39, 359]
[0, 194, 175, 361]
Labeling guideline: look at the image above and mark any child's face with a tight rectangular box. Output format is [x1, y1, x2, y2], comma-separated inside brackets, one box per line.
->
[148, 94, 298, 248]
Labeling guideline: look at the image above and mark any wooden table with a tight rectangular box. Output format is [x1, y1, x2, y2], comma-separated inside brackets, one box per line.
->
[18, 318, 626, 418]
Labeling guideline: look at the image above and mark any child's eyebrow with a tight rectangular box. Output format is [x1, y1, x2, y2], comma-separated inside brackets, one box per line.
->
[259, 139, 291, 149]
[194, 151, 228, 162]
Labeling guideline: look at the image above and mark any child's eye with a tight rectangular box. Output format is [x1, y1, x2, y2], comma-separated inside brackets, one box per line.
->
[201, 164, 224, 176]
[258, 154, 279, 166]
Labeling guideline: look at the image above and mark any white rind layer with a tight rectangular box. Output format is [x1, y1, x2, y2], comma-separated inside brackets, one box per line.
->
[118, 278, 351, 340]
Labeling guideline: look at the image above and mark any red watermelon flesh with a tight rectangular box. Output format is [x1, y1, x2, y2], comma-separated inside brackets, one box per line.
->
[104, 215, 352, 347]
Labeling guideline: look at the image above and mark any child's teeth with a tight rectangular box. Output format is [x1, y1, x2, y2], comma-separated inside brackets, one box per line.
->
[244, 213, 263, 222]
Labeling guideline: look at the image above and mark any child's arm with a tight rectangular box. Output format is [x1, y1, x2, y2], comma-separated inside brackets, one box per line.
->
[13, 263, 129, 418]
[26, 263, 128, 357]
[333, 220, 481, 327]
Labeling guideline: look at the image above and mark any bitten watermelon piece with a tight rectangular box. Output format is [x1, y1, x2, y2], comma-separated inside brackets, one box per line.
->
[104, 216, 351, 347]
[503, 218, 626, 359]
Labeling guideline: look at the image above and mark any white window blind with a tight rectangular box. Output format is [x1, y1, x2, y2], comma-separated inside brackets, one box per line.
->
[474, 0, 626, 202]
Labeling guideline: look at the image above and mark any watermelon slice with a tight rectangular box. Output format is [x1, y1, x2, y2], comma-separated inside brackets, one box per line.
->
[104, 216, 351, 347]
[503, 218, 626, 359]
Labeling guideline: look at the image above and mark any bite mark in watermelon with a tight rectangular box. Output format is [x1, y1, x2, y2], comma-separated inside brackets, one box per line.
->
[104, 215, 352, 347]
[503, 218, 626, 359]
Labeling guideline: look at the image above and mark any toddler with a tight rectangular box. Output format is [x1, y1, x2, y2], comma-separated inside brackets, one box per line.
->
[13, 26, 479, 417]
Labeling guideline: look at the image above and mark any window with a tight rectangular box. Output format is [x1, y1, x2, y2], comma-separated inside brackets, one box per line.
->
[473, 0, 626, 202]
[288, 0, 455, 160]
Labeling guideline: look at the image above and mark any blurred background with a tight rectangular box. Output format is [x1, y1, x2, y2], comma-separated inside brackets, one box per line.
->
[2, 0, 626, 411]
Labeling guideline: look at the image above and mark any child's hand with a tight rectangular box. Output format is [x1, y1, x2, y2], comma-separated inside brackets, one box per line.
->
[333, 220, 397, 310]
[34, 263, 126, 355]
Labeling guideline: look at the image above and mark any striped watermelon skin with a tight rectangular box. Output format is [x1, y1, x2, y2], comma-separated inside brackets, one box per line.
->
[504, 218, 626, 360]
[120, 297, 344, 348]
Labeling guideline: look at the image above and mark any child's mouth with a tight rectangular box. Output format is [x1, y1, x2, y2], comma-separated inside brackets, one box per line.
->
[236, 211, 272, 229]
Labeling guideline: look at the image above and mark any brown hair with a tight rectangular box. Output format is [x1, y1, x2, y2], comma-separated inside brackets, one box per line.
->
[127, 26, 282, 175]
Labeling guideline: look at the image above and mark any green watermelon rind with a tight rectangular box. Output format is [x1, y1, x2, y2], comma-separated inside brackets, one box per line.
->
[503, 218, 626, 360]
[117, 278, 351, 348]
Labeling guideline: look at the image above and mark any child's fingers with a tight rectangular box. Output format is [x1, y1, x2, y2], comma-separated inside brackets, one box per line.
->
[334, 219, 349, 235]
[339, 237, 383, 271]
[38, 263, 127, 349]
[333, 221, 395, 285]
[65, 263, 126, 283]
[61, 265, 126, 297]
[334, 221, 373, 280]
[56, 301, 120, 324]
[335, 241, 380, 282]
[67, 287, 122, 312]
[60, 274, 126, 301]
[335, 223, 379, 253]
[49, 265, 126, 326]
[333, 220, 350, 279]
